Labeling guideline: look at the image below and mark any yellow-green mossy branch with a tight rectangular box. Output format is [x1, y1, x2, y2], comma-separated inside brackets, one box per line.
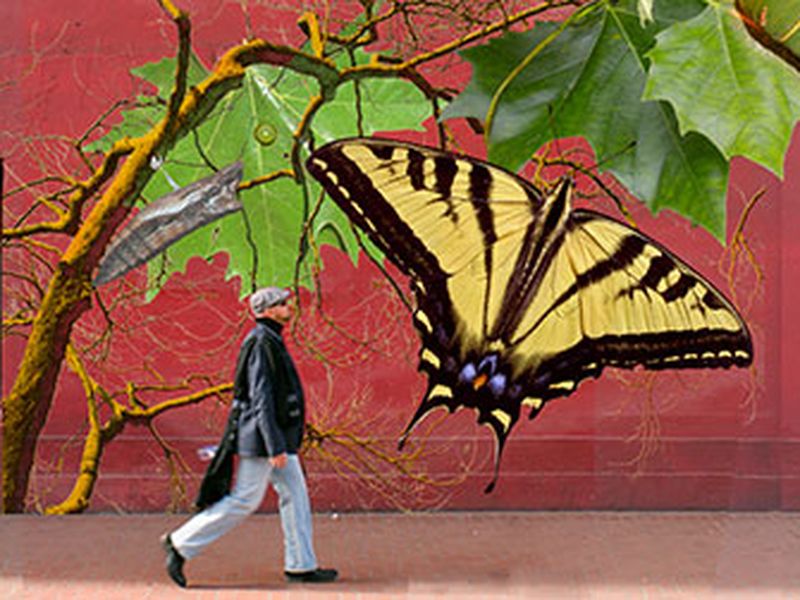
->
[44, 346, 231, 515]
[1, 11, 359, 513]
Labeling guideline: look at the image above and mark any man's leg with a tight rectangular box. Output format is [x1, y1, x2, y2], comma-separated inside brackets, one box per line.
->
[170, 455, 270, 559]
[269, 454, 318, 573]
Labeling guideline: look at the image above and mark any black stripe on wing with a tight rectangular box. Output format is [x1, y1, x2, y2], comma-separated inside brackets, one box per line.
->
[468, 163, 497, 338]
[488, 178, 572, 343]
[307, 142, 443, 282]
[524, 324, 752, 408]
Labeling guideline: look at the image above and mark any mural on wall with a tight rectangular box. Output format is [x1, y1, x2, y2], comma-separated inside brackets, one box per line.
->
[1, 0, 798, 514]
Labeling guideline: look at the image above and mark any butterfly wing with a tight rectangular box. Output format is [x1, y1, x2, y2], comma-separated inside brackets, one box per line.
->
[306, 137, 753, 488]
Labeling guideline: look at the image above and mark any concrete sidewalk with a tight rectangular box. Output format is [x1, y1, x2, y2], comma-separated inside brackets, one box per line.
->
[1, 511, 799, 599]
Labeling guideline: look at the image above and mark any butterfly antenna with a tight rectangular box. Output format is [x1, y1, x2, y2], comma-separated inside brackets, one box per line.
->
[528, 104, 562, 183]
[576, 139, 638, 178]
[595, 139, 637, 171]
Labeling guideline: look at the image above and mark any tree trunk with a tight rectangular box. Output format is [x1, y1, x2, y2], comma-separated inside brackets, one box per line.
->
[2, 215, 128, 513]
[1, 136, 152, 512]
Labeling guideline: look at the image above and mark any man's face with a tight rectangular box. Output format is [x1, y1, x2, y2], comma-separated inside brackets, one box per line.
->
[259, 296, 294, 324]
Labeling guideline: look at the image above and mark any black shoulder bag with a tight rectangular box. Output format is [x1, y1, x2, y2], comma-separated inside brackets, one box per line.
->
[194, 337, 255, 511]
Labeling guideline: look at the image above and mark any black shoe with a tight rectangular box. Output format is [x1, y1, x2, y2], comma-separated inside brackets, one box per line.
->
[284, 567, 338, 583]
[160, 533, 187, 588]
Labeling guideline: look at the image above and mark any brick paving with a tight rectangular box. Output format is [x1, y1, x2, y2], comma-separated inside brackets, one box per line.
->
[2, 511, 799, 599]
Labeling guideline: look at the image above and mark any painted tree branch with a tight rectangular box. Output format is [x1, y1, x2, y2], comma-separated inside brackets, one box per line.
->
[45, 343, 232, 515]
[304, 418, 475, 510]
[2, 142, 134, 240]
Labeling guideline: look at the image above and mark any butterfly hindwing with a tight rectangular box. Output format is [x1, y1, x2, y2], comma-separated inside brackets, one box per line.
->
[306, 137, 753, 488]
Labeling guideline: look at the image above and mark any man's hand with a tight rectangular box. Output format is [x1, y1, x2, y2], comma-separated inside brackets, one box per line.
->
[269, 453, 288, 469]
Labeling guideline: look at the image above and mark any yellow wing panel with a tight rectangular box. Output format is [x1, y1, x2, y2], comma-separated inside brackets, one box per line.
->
[506, 239, 586, 376]
[338, 143, 536, 276]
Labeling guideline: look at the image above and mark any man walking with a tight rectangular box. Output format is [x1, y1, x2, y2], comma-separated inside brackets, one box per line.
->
[160, 287, 338, 587]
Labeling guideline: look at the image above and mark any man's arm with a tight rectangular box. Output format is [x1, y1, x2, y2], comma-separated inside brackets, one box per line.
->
[248, 342, 288, 462]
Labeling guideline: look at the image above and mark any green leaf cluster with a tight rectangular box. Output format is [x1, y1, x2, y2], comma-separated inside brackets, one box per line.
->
[644, 1, 800, 179]
[443, 0, 800, 241]
[92, 49, 431, 298]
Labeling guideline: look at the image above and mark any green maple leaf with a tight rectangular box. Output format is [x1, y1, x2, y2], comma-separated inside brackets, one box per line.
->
[86, 54, 210, 153]
[95, 50, 431, 298]
[643, 1, 800, 179]
[443, 0, 735, 239]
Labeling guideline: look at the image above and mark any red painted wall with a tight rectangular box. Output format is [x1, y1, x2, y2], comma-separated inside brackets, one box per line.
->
[2, 0, 798, 512]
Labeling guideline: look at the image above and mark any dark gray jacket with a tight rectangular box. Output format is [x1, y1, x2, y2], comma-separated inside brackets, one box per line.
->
[235, 318, 305, 457]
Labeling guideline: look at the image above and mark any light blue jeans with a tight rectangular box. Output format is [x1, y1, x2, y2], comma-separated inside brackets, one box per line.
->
[171, 454, 317, 572]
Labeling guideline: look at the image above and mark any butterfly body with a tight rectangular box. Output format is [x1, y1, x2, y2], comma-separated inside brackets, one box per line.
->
[307, 138, 752, 487]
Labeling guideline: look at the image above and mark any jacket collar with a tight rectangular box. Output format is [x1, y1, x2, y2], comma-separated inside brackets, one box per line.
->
[255, 317, 284, 336]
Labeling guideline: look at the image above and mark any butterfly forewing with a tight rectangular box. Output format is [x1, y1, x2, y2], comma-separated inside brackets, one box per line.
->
[567, 213, 751, 365]
[307, 138, 541, 348]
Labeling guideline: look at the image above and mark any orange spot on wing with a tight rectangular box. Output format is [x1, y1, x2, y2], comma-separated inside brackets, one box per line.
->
[473, 373, 488, 390]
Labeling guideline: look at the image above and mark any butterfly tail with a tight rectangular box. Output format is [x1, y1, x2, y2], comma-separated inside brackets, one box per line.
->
[483, 420, 512, 494]
[397, 401, 436, 450]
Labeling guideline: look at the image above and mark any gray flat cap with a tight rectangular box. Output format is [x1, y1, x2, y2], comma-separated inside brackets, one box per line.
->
[249, 287, 290, 314]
